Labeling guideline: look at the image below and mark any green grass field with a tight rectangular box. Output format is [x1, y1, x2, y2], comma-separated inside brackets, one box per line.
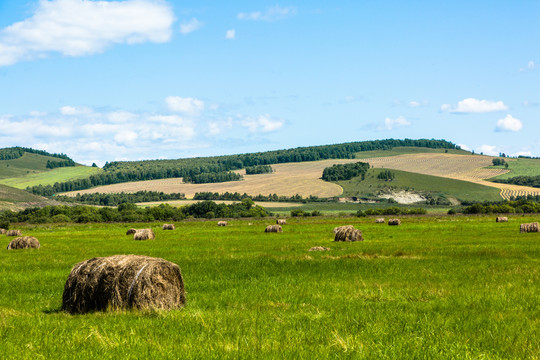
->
[0, 153, 65, 179]
[337, 169, 501, 203]
[0, 165, 101, 189]
[489, 158, 540, 180]
[354, 146, 470, 159]
[0, 184, 59, 210]
[0, 216, 538, 359]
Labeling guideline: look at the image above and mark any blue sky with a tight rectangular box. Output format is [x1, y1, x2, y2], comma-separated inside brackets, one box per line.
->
[0, 0, 538, 166]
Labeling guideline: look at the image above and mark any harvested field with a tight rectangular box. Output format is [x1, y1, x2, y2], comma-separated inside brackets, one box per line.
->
[59, 154, 540, 200]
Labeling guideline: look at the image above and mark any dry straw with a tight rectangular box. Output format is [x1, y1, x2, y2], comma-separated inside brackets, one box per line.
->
[217, 221, 228, 226]
[520, 222, 539, 233]
[7, 236, 40, 250]
[162, 224, 176, 230]
[276, 219, 287, 225]
[334, 227, 364, 242]
[126, 228, 137, 235]
[333, 225, 354, 234]
[61, 255, 185, 314]
[496, 217, 508, 223]
[0, 228, 6, 235]
[265, 225, 283, 233]
[134, 229, 155, 240]
[309, 246, 330, 251]
[388, 219, 401, 226]
[375, 218, 385, 223]
[6, 230, 22, 236]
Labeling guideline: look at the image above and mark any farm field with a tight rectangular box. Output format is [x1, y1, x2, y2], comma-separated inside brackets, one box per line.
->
[0, 184, 60, 211]
[0, 165, 101, 189]
[489, 157, 540, 180]
[61, 153, 540, 201]
[0, 216, 538, 359]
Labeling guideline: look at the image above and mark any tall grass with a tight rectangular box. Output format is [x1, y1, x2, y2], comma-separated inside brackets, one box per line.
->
[0, 216, 538, 359]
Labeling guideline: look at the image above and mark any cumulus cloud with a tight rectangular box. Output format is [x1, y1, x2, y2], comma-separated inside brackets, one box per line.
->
[180, 18, 203, 35]
[441, 98, 508, 113]
[457, 143, 471, 151]
[165, 96, 204, 116]
[381, 116, 411, 130]
[208, 118, 233, 135]
[477, 145, 498, 156]
[0, 0, 174, 66]
[241, 114, 284, 133]
[60, 105, 93, 116]
[496, 114, 522, 132]
[114, 130, 138, 145]
[237, 5, 297, 21]
[226, 29, 236, 40]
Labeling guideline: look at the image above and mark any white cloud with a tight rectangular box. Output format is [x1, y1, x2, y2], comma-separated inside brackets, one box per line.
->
[382, 116, 411, 130]
[0, 0, 174, 66]
[515, 151, 532, 157]
[60, 105, 93, 116]
[441, 98, 508, 113]
[477, 145, 498, 156]
[114, 130, 138, 145]
[237, 6, 297, 21]
[408, 101, 420, 107]
[496, 114, 522, 132]
[457, 143, 471, 151]
[165, 96, 204, 115]
[180, 18, 203, 35]
[208, 118, 233, 135]
[520, 60, 537, 72]
[241, 114, 284, 133]
[226, 29, 236, 40]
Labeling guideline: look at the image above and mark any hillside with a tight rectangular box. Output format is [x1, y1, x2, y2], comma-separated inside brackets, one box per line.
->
[0, 184, 61, 210]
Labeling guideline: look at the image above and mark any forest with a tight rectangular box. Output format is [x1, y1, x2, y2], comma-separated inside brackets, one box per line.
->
[321, 162, 370, 181]
[492, 175, 540, 188]
[54, 191, 186, 206]
[0, 147, 73, 161]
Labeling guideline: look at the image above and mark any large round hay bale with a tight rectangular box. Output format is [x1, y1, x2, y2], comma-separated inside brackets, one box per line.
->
[126, 228, 137, 235]
[265, 225, 282, 233]
[375, 218, 385, 223]
[61, 255, 185, 314]
[217, 221, 228, 227]
[277, 219, 287, 225]
[6, 230, 22, 236]
[7, 236, 40, 250]
[0, 228, 6, 235]
[520, 222, 539, 233]
[134, 229, 155, 240]
[496, 217, 508, 223]
[388, 219, 401, 226]
[334, 227, 364, 242]
[162, 224, 175, 230]
[333, 225, 354, 234]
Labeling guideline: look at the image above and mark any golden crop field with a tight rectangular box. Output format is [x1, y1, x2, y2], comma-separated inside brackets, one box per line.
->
[61, 153, 540, 200]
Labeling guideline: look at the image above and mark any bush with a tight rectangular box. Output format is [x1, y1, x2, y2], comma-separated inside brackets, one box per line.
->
[51, 214, 71, 223]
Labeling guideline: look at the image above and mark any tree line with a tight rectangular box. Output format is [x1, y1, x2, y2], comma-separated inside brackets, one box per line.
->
[193, 192, 324, 202]
[54, 191, 186, 206]
[492, 175, 540, 188]
[245, 165, 273, 175]
[0, 147, 72, 161]
[456, 199, 540, 214]
[46, 159, 76, 169]
[0, 200, 268, 225]
[322, 162, 370, 181]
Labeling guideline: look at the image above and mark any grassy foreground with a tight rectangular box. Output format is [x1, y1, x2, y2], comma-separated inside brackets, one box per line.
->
[0, 216, 538, 359]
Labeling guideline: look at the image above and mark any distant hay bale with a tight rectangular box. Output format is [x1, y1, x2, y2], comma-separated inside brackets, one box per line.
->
[0, 228, 6, 235]
[496, 217, 508, 223]
[61, 255, 185, 314]
[6, 230, 22, 236]
[333, 225, 354, 234]
[277, 219, 287, 225]
[126, 228, 137, 235]
[388, 219, 401, 226]
[7, 236, 40, 250]
[265, 225, 283, 233]
[375, 218, 385, 223]
[334, 227, 364, 242]
[217, 221, 228, 227]
[309, 246, 330, 251]
[520, 222, 539, 233]
[134, 229, 155, 240]
[162, 224, 176, 230]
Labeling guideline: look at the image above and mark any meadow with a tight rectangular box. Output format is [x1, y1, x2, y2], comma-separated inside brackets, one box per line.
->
[0, 215, 538, 359]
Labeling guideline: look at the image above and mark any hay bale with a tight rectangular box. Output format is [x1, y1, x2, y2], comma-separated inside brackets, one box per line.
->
[7, 236, 40, 250]
[126, 228, 137, 235]
[388, 219, 401, 226]
[496, 217, 508, 223]
[277, 219, 287, 225]
[61, 255, 185, 314]
[520, 222, 539, 233]
[265, 225, 283, 233]
[309, 246, 330, 251]
[375, 218, 385, 223]
[333, 225, 354, 234]
[334, 227, 364, 242]
[217, 221, 228, 226]
[134, 229, 155, 240]
[6, 230, 22, 236]
[0, 228, 6, 235]
[162, 224, 176, 230]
